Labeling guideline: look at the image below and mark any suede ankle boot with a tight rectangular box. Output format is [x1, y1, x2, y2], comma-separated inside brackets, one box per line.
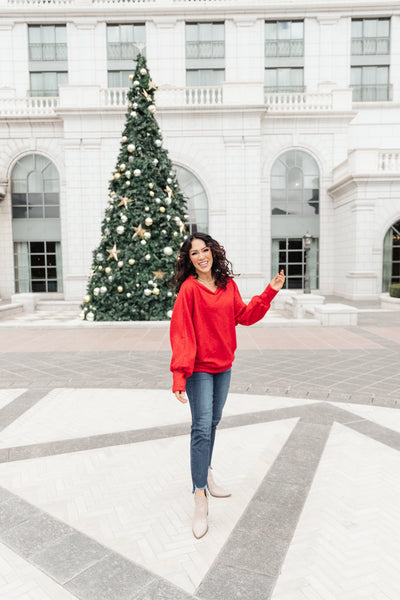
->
[192, 492, 208, 539]
[207, 468, 231, 498]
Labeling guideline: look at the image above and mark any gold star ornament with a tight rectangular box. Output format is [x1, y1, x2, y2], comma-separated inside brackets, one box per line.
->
[106, 243, 121, 261]
[118, 196, 133, 209]
[132, 224, 147, 239]
[148, 80, 157, 91]
[165, 185, 174, 199]
[153, 268, 167, 281]
[142, 89, 152, 101]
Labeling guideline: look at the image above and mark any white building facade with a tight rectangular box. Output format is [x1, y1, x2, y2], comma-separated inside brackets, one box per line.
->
[0, 0, 400, 302]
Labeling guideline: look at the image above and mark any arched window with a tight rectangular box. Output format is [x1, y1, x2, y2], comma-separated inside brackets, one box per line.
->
[271, 149, 319, 215]
[382, 220, 400, 292]
[11, 154, 62, 293]
[174, 165, 209, 233]
[271, 150, 320, 289]
[12, 154, 60, 219]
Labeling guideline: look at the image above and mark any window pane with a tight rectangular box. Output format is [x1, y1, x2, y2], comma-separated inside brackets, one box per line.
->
[120, 24, 133, 43]
[107, 25, 119, 43]
[12, 207, 28, 218]
[271, 175, 286, 189]
[377, 19, 389, 37]
[32, 281, 46, 292]
[351, 67, 361, 85]
[12, 192, 26, 204]
[134, 24, 145, 43]
[288, 167, 302, 189]
[186, 23, 197, 42]
[44, 206, 60, 218]
[46, 242, 56, 252]
[29, 26, 41, 44]
[28, 193, 43, 205]
[31, 255, 45, 267]
[28, 171, 43, 193]
[28, 206, 44, 218]
[47, 254, 56, 266]
[30, 73, 43, 92]
[377, 66, 388, 84]
[44, 192, 59, 205]
[47, 268, 57, 278]
[351, 20, 362, 38]
[212, 23, 224, 41]
[277, 21, 290, 39]
[265, 22, 276, 40]
[30, 241, 45, 253]
[364, 19, 377, 38]
[57, 72, 68, 86]
[199, 23, 212, 41]
[265, 69, 277, 87]
[41, 26, 55, 44]
[55, 26, 67, 43]
[291, 21, 303, 39]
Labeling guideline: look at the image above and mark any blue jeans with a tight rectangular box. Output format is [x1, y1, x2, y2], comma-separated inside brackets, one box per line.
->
[185, 369, 231, 492]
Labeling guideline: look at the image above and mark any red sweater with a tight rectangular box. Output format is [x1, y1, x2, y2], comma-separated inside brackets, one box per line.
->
[169, 276, 278, 392]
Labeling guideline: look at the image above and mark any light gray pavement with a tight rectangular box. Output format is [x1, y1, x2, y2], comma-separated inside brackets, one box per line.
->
[0, 307, 400, 599]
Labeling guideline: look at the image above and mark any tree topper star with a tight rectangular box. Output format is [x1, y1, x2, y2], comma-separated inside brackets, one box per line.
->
[107, 243, 121, 261]
[153, 268, 167, 281]
[132, 224, 147, 239]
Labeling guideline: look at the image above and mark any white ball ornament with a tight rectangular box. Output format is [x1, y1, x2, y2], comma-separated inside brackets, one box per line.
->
[167, 291, 173, 297]
[145, 206, 149, 211]
[155, 198, 161, 204]
[122, 136, 128, 143]
[128, 258, 136, 265]
[163, 246, 173, 256]
[96, 252, 104, 262]
[93, 288, 100, 296]
[108, 275, 113, 282]
[155, 140, 162, 147]
[127, 144, 135, 153]
[148, 183, 154, 189]
[126, 292, 131, 298]
[125, 171, 131, 178]
[145, 217, 153, 226]
[148, 280, 154, 285]
[166, 198, 172, 205]
[161, 229, 167, 234]
[131, 111, 137, 118]
[104, 228, 110, 236]
[128, 156, 134, 163]
[121, 215, 128, 223]
[145, 254, 151, 260]
[144, 232, 151, 240]
[106, 217, 110, 222]
[141, 239, 147, 245]
[134, 169, 141, 177]
[117, 286, 123, 293]
[98, 266, 103, 270]
[117, 225, 125, 235]
[83, 294, 91, 303]
[105, 267, 111, 274]
[144, 288, 152, 296]
[120, 164, 126, 172]
[148, 105, 156, 114]
[140, 68, 147, 75]
[133, 102, 138, 109]
[87, 312, 94, 321]
[118, 260, 123, 267]
[136, 283, 140, 288]
[167, 310, 173, 319]
[100, 286, 107, 294]
[133, 80, 140, 86]
[80, 311, 85, 320]
[153, 159, 159, 166]
[173, 231, 178, 237]
[167, 178, 172, 184]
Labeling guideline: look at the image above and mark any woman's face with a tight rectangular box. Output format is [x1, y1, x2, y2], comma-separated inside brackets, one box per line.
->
[189, 238, 213, 277]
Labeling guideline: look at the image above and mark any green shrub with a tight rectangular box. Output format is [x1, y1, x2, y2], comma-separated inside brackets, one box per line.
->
[389, 283, 400, 298]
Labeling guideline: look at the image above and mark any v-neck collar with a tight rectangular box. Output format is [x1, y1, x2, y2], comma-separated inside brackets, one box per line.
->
[190, 275, 221, 295]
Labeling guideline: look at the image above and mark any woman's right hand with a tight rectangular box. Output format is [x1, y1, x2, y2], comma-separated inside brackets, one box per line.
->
[174, 391, 187, 404]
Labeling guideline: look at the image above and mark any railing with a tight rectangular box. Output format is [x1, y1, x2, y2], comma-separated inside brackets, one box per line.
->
[0, 96, 59, 116]
[29, 43, 67, 61]
[100, 88, 128, 107]
[265, 91, 332, 112]
[265, 39, 303, 58]
[378, 152, 400, 173]
[351, 84, 392, 102]
[351, 37, 390, 55]
[107, 42, 142, 60]
[186, 41, 225, 59]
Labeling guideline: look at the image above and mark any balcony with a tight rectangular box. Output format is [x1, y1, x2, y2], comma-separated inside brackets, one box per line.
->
[0, 96, 59, 116]
[185, 41, 224, 59]
[100, 86, 224, 108]
[29, 43, 67, 61]
[351, 37, 390, 55]
[265, 40, 304, 58]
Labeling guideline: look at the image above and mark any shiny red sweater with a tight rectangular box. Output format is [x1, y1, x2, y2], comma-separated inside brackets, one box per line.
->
[169, 276, 278, 392]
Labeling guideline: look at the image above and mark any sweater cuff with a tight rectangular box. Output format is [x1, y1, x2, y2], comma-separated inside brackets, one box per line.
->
[172, 370, 187, 393]
[261, 284, 279, 304]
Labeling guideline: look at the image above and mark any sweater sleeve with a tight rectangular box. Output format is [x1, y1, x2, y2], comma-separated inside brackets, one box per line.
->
[169, 284, 197, 392]
[233, 280, 278, 326]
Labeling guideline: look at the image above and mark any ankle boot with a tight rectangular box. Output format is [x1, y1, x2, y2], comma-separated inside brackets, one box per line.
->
[208, 468, 231, 498]
[192, 492, 208, 539]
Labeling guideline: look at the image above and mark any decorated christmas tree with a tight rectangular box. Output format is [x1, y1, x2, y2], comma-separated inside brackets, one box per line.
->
[81, 54, 188, 321]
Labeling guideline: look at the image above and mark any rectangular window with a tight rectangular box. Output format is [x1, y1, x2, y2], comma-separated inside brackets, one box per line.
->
[265, 21, 304, 57]
[350, 65, 390, 101]
[14, 241, 62, 293]
[28, 25, 67, 61]
[265, 68, 304, 93]
[29, 71, 68, 97]
[351, 18, 390, 55]
[272, 238, 319, 290]
[186, 69, 225, 87]
[186, 22, 224, 59]
[107, 70, 134, 88]
[106, 23, 145, 60]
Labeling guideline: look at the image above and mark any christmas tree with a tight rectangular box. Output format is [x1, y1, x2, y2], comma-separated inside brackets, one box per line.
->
[81, 54, 188, 321]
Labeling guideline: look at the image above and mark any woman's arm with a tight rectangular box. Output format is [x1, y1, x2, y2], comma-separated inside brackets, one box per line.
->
[169, 284, 197, 400]
[234, 270, 285, 326]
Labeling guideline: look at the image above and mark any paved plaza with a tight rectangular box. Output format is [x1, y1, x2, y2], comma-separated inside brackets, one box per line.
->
[0, 306, 400, 599]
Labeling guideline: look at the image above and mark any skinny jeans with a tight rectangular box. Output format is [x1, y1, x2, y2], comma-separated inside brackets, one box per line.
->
[185, 369, 231, 493]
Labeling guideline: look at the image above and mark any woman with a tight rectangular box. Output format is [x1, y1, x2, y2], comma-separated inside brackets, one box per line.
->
[170, 232, 285, 539]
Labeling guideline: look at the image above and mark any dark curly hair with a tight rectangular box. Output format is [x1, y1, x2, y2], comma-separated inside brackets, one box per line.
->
[173, 232, 234, 293]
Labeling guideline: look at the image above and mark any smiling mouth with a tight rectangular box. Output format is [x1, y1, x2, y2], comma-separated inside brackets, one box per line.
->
[198, 261, 208, 267]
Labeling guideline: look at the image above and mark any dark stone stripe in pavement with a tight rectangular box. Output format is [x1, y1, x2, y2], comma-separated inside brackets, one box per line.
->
[0, 486, 191, 600]
[196, 420, 332, 600]
[0, 388, 50, 433]
[346, 418, 400, 451]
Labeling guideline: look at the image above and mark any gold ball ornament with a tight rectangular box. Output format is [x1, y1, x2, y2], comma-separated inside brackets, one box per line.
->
[119, 164, 126, 172]
[149, 191, 155, 197]
[83, 294, 91, 303]
[117, 286, 123, 292]
[152, 287, 160, 295]
[122, 136, 128, 143]
[105, 267, 111, 274]
[148, 183, 154, 189]
[159, 206, 166, 213]
[129, 74, 134, 81]
[128, 258, 136, 265]
[114, 173, 121, 180]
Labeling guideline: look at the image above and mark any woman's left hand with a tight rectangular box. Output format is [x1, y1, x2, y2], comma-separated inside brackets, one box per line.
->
[269, 269, 285, 291]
